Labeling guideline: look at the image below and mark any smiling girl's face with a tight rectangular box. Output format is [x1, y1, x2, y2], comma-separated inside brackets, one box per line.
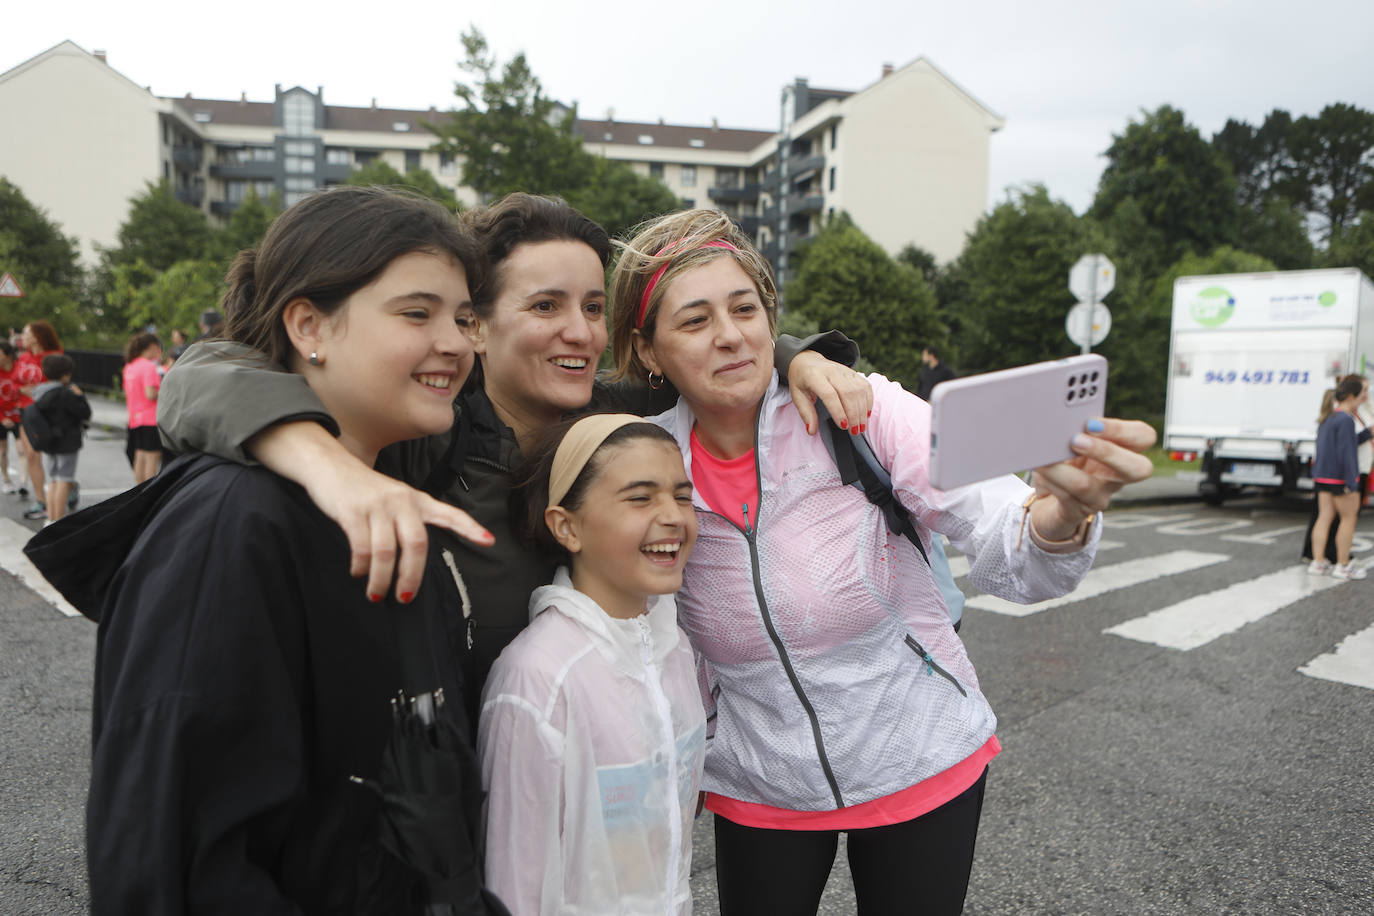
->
[300, 250, 472, 464]
[547, 436, 697, 620]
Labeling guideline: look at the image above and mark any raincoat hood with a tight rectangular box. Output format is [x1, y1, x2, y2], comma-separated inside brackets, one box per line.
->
[529, 568, 682, 672]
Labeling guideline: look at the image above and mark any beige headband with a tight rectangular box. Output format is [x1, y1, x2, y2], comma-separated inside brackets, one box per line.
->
[549, 413, 643, 506]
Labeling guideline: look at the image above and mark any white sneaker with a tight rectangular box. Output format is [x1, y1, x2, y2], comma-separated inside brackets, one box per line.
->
[1332, 563, 1367, 580]
[1307, 559, 1333, 576]
[0, 481, 14, 494]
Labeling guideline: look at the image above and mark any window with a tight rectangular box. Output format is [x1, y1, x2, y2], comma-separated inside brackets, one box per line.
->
[284, 177, 314, 191]
[285, 140, 314, 156]
[392, 121, 411, 132]
[680, 165, 696, 187]
[282, 91, 315, 135]
[326, 148, 351, 166]
[355, 150, 379, 165]
[716, 168, 738, 189]
[439, 153, 457, 175]
[683, 199, 695, 208]
[193, 111, 212, 123]
[830, 124, 838, 150]
[405, 150, 420, 171]
[285, 156, 313, 174]
[603, 132, 614, 141]
[689, 138, 706, 148]
[252, 146, 275, 162]
[829, 167, 836, 192]
[254, 180, 275, 198]
[225, 180, 247, 203]
[638, 134, 654, 145]
[649, 162, 664, 179]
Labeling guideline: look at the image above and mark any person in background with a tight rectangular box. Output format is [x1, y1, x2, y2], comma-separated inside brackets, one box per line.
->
[166, 328, 189, 363]
[481, 414, 705, 914]
[1307, 374, 1371, 580]
[194, 309, 223, 342]
[15, 320, 63, 518]
[915, 345, 956, 402]
[22, 354, 89, 524]
[0, 341, 21, 494]
[122, 333, 164, 483]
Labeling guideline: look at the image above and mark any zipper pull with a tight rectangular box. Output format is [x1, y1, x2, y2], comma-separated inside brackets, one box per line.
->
[466, 619, 475, 650]
[741, 503, 753, 535]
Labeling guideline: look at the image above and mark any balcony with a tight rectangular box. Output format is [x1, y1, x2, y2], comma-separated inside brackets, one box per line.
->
[762, 169, 781, 191]
[762, 205, 779, 224]
[737, 215, 760, 237]
[321, 162, 353, 182]
[707, 182, 761, 202]
[172, 145, 203, 169]
[174, 186, 203, 208]
[210, 199, 237, 216]
[210, 160, 277, 180]
[761, 240, 779, 263]
[789, 192, 824, 214]
[787, 153, 825, 182]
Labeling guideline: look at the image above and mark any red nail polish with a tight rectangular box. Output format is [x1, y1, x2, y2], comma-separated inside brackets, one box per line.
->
[368, 593, 383, 603]
[399, 591, 414, 604]
[839, 419, 848, 429]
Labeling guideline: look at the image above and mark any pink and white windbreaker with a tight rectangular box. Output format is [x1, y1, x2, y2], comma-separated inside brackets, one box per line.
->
[479, 570, 706, 915]
[651, 371, 1100, 812]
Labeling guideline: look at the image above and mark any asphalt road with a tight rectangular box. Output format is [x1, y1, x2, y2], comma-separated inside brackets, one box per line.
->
[2, 429, 1371, 914]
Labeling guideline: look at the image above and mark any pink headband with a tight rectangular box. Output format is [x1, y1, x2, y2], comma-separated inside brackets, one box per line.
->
[635, 239, 740, 329]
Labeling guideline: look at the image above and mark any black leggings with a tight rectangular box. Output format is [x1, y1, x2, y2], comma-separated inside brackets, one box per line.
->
[713, 768, 988, 916]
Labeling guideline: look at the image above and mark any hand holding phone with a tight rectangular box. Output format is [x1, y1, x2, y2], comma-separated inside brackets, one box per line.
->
[928, 355, 1108, 490]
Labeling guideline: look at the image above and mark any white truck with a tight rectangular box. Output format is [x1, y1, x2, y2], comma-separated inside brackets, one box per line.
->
[1164, 268, 1374, 504]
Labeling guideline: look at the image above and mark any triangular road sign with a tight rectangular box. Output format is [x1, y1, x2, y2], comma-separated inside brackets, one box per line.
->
[0, 273, 23, 298]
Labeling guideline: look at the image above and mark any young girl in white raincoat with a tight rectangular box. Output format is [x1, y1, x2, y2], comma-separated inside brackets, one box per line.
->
[479, 414, 707, 915]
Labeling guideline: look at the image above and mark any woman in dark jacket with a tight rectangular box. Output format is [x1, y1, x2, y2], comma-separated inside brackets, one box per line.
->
[1307, 374, 1371, 580]
[28, 187, 496, 914]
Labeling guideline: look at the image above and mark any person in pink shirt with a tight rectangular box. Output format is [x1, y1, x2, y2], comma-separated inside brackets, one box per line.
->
[122, 332, 163, 483]
[16, 320, 63, 517]
[0, 341, 21, 493]
[609, 209, 1157, 914]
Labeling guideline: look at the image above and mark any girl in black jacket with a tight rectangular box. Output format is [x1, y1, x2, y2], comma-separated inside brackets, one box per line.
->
[29, 187, 499, 914]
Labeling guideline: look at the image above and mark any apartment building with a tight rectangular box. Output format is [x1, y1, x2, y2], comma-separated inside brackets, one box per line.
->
[1, 42, 1001, 278]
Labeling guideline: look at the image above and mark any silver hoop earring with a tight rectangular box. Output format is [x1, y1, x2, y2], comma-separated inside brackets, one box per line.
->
[309, 352, 322, 366]
[647, 371, 664, 390]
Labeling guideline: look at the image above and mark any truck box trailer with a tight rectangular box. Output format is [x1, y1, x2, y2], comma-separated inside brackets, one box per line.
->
[1164, 268, 1373, 504]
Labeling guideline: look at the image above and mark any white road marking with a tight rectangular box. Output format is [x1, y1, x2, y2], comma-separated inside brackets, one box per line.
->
[1299, 622, 1374, 691]
[1104, 566, 1343, 650]
[964, 550, 1229, 617]
[0, 518, 81, 618]
[946, 539, 1121, 580]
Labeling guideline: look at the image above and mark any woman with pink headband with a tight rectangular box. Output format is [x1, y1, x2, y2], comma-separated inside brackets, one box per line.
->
[610, 208, 1156, 914]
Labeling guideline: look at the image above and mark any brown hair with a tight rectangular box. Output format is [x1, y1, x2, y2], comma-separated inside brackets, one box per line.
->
[25, 320, 61, 353]
[461, 193, 610, 321]
[42, 353, 74, 381]
[124, 332, 160, 364]
[608, 208, 777, 384]
[511, 416, 678, 563]
[1335, 374, 1367, 405]
[220, 186, 484, 366]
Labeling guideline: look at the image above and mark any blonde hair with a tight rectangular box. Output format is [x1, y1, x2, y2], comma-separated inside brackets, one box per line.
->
[608, 209, 778, 383]
[1317, 388, 1337, 425]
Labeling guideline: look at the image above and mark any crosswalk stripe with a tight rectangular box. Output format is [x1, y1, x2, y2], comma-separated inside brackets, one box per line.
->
[1104, 566, 1344, 650]
[1298, 622, 1374, 690]
[947, 539, 1122, 580]
[964, 550, 1229, 617]
[0, 518, 80, 618]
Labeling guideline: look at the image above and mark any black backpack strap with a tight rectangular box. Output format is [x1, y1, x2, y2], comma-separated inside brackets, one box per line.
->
[817, 404, 929, 568]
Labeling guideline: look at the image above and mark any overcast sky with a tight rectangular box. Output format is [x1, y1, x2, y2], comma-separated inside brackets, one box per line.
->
[11, 0, 1374, 214]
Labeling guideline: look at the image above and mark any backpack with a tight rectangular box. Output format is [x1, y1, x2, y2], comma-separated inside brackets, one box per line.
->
[20, 400, 60, 452]
[817, 404, 966, 631]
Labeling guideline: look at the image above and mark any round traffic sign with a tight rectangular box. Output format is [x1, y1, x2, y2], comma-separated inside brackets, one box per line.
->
[1066, 301, 1112, 347]
[1069, 254, 1115, 303]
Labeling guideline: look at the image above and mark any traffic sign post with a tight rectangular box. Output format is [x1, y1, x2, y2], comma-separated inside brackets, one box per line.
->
[1067, 254, 1114, 353]
[0, 273, 23, 298]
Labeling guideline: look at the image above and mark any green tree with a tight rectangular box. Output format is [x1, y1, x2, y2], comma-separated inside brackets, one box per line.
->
[1289, 103, 1374, 239]
[0, 177, 85, 339]
[1090, 106, 1240, 280]
[102, 179, 213, 272]
[896, 244, 939, 286]
[1212, 110, 1302, 210]
[787, 214, 943, 390]
[1323, 214, 1374, 278]
[344, 159, 461, 212]
[209, 188, 282, 264]
[123, 259, 227, 336]
[429, 27, 679, 237]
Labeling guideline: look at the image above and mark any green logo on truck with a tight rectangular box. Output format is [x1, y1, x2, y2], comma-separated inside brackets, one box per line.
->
[1319, 290, 1337, 307]
[1190, 286, 1235, 327]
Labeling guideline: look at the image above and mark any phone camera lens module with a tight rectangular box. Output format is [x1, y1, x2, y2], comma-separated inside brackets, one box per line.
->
[1079, 387, 1087, 399]
[1091, 371, 1099, 381]
[1067, 390, 1076, 401]
[1067, 375, 1077, 387]
[1090, 385, 1098, 396]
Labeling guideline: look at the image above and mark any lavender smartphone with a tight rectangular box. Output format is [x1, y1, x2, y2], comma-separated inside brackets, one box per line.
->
[928, 355, 1108, 490]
